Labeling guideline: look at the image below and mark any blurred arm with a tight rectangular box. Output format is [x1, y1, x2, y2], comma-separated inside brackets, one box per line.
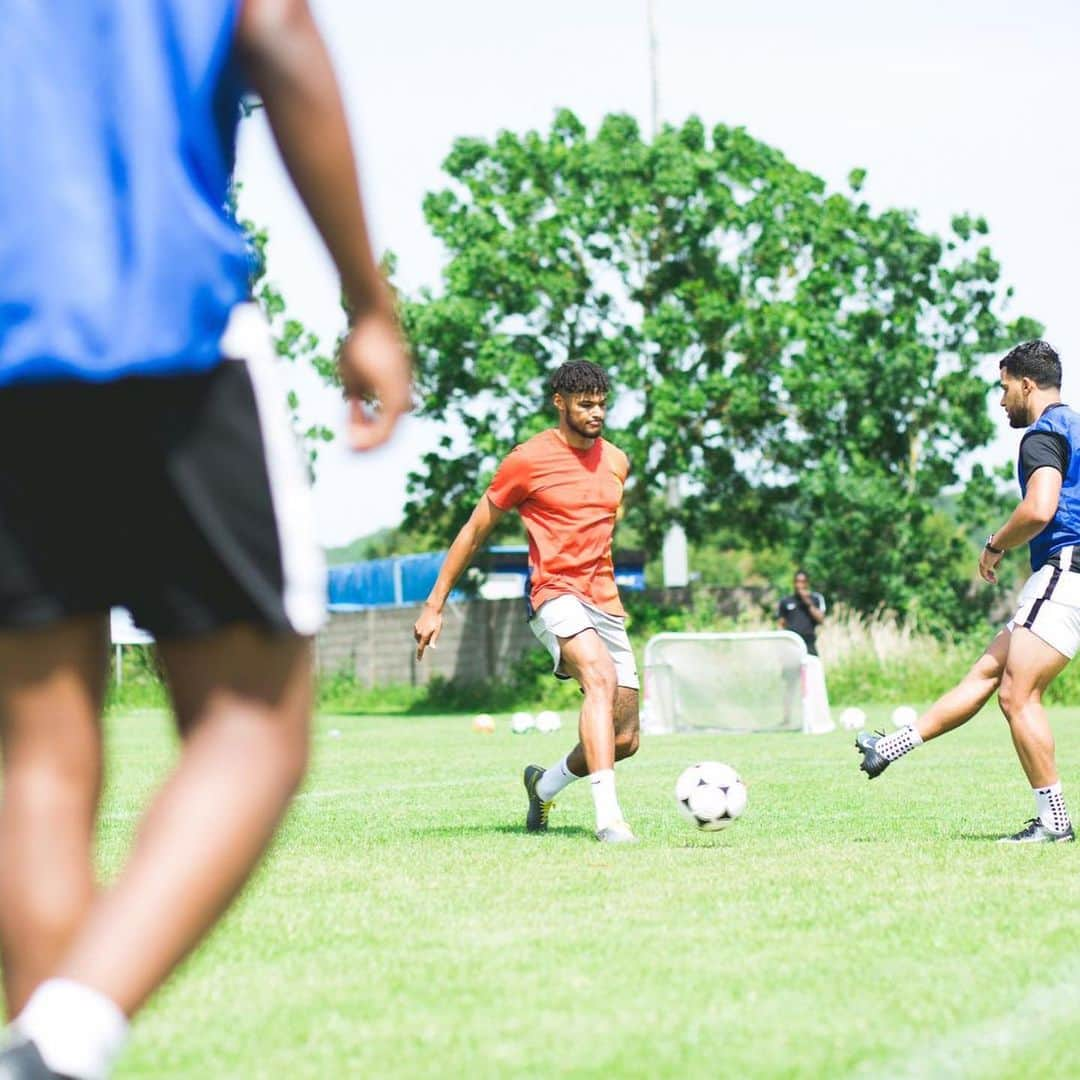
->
[236, 0, 411, 448]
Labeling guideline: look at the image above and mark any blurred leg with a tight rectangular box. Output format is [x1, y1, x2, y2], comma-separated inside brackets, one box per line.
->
[0, 616, 108, 1015]
[56, 627, 312, 1015]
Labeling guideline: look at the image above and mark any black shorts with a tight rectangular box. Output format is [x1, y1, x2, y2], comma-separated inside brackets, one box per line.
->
[0, 308, 326, 638]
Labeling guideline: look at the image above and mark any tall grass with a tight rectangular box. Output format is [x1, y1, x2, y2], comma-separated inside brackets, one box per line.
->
[821, 604, 1080, 707]
[818, 606, 979, 706]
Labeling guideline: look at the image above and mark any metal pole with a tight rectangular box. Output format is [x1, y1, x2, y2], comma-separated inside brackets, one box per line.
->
[647, 0, 660, 138]
[648, 1, 688, 588]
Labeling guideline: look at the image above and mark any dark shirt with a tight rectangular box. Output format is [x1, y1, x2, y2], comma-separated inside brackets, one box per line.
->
[1018, 428, 1069, 480]
[778, 592, 826, 655]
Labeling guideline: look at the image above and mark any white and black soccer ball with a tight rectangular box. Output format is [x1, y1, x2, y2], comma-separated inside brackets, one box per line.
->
[675, 761, 748, 832]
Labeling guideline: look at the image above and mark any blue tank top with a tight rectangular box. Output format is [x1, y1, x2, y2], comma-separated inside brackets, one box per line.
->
[1019, 403, 1080, 570]
[0, 1, 249, 385]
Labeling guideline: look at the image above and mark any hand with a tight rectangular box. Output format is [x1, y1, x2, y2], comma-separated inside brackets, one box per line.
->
[339, 308, 413, 451]
[978, 546, 1004, 584]
[413, 603, 443, 661]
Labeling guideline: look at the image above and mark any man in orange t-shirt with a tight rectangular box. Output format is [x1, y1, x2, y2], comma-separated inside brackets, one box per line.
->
[413, 361, 640, 843]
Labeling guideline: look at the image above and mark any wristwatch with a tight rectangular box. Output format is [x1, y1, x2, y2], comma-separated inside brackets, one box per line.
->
[984, 535, 1004, 556]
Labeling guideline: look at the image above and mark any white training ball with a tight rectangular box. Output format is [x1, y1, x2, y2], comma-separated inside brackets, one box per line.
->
[510, 711, 535, 734]
[472, 713, 496, 734]
[891, 705, 918, 729]
[839, 707, 867, 731]
[328, 728, 342, 739]
[535, 710, 562, 734]
[675, 761, 747, 832]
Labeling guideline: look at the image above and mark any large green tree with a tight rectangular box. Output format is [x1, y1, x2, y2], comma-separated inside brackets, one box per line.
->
[399, 110, 1038, 627]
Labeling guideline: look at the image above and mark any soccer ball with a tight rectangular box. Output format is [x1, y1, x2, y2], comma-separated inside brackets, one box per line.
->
[535, 710, 562, 734]
[472, 713, 496, 734]
[675, 762, 748, 832]
[891, 705, 918, 729]
[840, 706, 867, 731]
[510, 711, 534, 734]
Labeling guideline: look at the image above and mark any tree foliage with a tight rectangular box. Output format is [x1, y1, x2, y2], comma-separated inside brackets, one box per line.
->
[399, 110, 1039, 629]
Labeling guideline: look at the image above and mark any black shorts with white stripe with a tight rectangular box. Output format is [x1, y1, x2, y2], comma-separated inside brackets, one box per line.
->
[0, 336, 325, 639]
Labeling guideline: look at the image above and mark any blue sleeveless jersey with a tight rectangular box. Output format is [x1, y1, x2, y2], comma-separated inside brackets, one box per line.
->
[0, 1, 250, 385]
[1019, 404, 1080, 570]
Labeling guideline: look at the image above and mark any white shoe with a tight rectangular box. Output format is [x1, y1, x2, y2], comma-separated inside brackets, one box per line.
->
[596, 820, 638, 844]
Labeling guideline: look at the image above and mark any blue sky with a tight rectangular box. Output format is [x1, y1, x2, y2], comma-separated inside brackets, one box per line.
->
[235, 0, 1080, 546]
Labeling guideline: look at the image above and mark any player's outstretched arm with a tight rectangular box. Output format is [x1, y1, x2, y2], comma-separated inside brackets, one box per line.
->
[236, 0, 411, 450]
[413, 498, 506, 660]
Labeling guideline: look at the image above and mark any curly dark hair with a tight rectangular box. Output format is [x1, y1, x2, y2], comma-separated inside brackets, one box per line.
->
[550, 360, 610, 398]
[1000, 340, 1061, 389]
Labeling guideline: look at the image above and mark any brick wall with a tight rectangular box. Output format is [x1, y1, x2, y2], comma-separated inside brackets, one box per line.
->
[315, 597, 538, 686]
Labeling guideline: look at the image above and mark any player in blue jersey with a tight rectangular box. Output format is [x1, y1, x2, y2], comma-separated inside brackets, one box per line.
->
[856, 341, 1078, 843]
[0, 2, 411, 1076]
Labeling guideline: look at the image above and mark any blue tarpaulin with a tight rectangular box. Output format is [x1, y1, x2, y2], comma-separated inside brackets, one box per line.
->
[327, 547, 645, 610]
[327, 552, 449, 611]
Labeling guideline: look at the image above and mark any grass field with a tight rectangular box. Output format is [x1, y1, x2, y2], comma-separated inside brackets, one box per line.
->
[99, 705, 1080, 1079]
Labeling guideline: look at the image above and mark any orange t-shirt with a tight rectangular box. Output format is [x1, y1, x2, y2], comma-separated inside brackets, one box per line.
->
[487, 429, 629, 617]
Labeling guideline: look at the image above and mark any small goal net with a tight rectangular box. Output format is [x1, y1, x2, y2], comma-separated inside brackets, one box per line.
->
[641, 631, 833, 735]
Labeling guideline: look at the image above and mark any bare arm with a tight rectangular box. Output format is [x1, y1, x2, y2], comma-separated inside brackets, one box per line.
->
[979, 468, 1063, 583]
[236, 0, 411, 449]
[413, 497, 507, 659]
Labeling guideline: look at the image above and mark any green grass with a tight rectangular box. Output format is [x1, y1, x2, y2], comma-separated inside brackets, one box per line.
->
[100, 705, 1080, 1079]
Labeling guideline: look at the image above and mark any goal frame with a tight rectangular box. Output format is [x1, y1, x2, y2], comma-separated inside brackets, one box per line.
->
[641, 630, 834, 735]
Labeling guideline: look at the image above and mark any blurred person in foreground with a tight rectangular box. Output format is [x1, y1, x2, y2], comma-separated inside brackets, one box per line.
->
[0, 2, 410, 1076]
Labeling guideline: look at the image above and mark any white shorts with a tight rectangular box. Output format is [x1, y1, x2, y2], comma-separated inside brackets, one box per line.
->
[529, 594, 640, 690]
[1007, 553, 1080, 660]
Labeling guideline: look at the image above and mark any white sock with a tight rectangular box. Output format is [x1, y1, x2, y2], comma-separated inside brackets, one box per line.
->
[1034, 781, 1071, 833]
[535, 754, 582, 802]
[14, 978, 129, 1080]
[875, 725, 924, 762]
[589, 768, 623, 832]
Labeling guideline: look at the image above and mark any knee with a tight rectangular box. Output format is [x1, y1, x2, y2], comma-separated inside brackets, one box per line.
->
[998, 678, 1021, 722]
[6, 763, 96, 818]
[971, 657, 1003, 694]
[578, 662, 617, 701]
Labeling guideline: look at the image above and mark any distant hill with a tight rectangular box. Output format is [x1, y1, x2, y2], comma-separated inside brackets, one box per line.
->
[324, 529, 397, 566]
[324, 527, 444, 566]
